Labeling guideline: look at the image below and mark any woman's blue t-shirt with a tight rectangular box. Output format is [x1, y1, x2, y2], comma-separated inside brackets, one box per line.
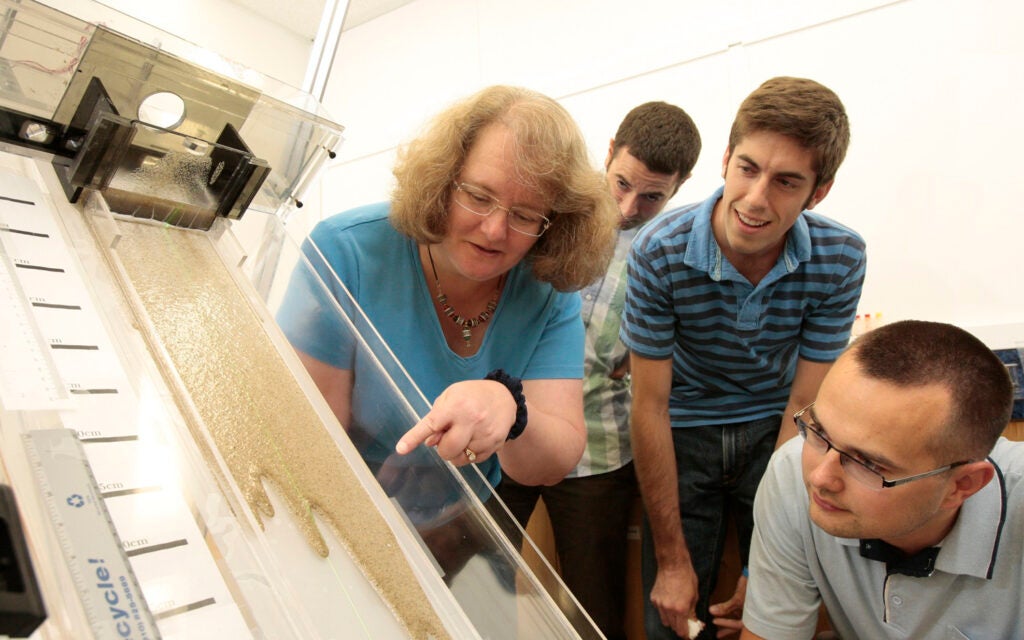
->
[277, 202, 584, 491]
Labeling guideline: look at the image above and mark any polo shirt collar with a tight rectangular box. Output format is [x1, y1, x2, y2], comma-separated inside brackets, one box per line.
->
[933, 459, 1005, 579]
[685, 186, 812, 281]
[785, 214, 812, 268]
[683, 187, 723, 277]
[834, 459, 1005, 581]
[859, 539, 939, 577]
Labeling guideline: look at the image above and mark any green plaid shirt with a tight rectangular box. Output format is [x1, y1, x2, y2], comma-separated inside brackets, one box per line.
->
[569, 228, 637, 477]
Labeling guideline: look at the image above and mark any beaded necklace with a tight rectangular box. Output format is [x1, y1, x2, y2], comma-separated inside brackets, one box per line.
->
[426, 245, 502, 349]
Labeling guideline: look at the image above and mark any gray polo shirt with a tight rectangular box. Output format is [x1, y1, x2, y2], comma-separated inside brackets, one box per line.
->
[744, 437, 1024, 640]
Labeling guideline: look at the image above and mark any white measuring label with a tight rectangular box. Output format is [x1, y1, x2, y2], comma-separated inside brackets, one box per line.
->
[24, 428, 162, 640]
[0, 172, 70, 409]
[0, 258, 67, 408]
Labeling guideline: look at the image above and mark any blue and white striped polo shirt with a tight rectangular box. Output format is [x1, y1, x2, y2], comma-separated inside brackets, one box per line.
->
[620, 186, 866, 428]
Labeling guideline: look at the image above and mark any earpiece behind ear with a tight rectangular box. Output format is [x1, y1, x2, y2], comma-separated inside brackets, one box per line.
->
[943, 460, 995, 509]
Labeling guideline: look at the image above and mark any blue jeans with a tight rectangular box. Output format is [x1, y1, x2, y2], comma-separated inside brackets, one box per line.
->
[642, 416, 781, 640]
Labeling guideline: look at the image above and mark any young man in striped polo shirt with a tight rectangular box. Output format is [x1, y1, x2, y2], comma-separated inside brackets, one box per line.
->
[620, 77, 867, 639]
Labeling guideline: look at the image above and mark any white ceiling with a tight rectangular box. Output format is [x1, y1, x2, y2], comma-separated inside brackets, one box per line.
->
[231, 0, 417, 41]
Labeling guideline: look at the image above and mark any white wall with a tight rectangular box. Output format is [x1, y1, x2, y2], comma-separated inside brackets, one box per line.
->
[38, 0, 1024, 345]
[41, 0, 313, 87]
[313, 0, 1024, 346]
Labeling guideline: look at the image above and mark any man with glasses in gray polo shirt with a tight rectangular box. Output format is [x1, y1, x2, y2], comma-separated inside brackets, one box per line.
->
[741, 320, 1023, 640]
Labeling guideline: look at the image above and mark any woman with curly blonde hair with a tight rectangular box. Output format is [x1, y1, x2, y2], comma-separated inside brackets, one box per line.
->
[391, 85, 616, 292]
[280, 84, 618, 496]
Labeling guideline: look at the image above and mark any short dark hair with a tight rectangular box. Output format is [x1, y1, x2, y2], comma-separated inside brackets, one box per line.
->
[729, 77, 850, 187]
[851, 320, 1013, 460]
[610, 101, 701, 180]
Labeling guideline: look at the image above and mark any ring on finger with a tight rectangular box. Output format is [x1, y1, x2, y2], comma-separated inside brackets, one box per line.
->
[463, 447, 477, 462]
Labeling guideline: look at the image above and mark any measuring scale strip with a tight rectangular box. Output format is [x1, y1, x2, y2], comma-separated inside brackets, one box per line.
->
[24, 428, 162, 640]
[0, 172, 74, 410]
[8, 167, 255, 638]
[1, 170, 132, 428]
[1, 168, 254, 638]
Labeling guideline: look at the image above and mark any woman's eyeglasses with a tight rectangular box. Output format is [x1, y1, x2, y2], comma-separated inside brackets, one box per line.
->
[452, 182, 551, 237]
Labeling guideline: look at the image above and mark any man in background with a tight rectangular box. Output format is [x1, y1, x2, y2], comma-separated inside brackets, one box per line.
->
[498, 100, 701, 640]
[621, 77, 866, 639]
[741, 320, 1020, 640]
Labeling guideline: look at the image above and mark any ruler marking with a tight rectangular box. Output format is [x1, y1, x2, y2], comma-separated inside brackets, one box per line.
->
[32, 302, 82, 310]
[125, 538, 188, 558]
[101, 485, 162, 500]
[0, 194, 35, 205]
[2, 227, 49, 238]
[153, 597, 217, 620]
[51, 343, 100, 351]
[14, 263, 65, 273]
[77, 435, 138, 444]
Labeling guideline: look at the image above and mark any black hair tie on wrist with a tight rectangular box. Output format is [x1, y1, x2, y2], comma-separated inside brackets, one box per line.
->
[485, 369, 527, 440]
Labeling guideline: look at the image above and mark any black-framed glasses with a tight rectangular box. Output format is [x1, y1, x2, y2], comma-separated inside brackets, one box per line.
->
[794, 403, 970, 491]
[452, 182, 551, 237]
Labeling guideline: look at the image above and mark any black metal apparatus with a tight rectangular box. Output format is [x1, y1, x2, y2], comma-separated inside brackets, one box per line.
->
[0, 0, 342, 230]
[0, 484, 46, 638]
